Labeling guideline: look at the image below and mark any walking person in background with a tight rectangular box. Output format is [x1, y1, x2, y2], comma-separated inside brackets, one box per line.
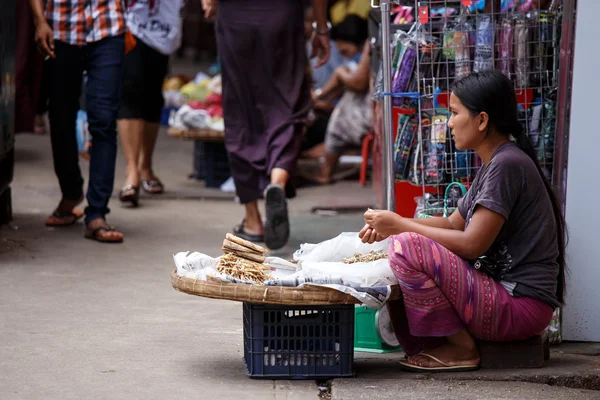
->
[118, 0, 185, 207]
[30, 0, 127, 243]
[203, 0, 330, 250]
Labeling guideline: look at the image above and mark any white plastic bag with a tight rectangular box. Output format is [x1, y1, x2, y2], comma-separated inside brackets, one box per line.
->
[173, 251, 217, 279]
[297, 233, 397, 287]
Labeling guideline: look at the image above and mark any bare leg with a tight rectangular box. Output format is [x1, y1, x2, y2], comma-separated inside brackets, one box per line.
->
[408, 329, 480, 368]
[310, 153, 339, 185]
[243, 201, 264, 236]
[139, 121, 160, 180]
[118, 119, 144, 187]
[270, 167, 289, 187]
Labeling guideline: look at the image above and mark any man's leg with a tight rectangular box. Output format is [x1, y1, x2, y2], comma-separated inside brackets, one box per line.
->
[84, 35, 125, 241]
[45, 41, 85, 225]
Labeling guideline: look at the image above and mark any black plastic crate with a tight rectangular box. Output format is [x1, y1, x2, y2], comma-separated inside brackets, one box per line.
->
[243, 303, 354, 379]
[192, 141, 231, 188]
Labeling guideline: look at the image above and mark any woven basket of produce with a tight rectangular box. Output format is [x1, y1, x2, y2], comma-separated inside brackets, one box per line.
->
[171, 271, 361, 305]
[167, 127, 225, 142]
[172, 233, 401, 305]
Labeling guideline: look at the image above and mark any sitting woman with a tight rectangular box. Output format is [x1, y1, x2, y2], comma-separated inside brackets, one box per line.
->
[303, 15, 372, 183]
[359, 70, 566, 372]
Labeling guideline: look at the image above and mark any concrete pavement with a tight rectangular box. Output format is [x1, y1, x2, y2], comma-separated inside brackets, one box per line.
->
[2, 133, 600, 400]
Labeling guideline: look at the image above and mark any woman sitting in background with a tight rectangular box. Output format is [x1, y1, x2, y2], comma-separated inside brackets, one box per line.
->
[359, 71, 566, 372]
[306, 14, 372, 184]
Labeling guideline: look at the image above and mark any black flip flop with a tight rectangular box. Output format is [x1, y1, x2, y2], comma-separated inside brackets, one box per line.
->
[264, 184, 289, 250]
[233, 220, 264, 243]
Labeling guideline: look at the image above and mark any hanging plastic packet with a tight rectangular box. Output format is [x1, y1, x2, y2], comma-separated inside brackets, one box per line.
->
[451, 150, 470, 179]
[501, 0, 515, 13]
[540, 90, 557, 178]
[407, 141, 423, 186]
[517, 0, 535, 13]
[443, 20, 457, 60]
[394, 114, 418, 181]
[532, 12, 554, 88]
[529, 103, 543, 148]
[425, 115, 447, 185]
[514, 15, 529, 88]
[373, 63, 385, 102]
[473, 15, 494, 73]
[373, 31, 405, 102]
[467, 0, 486, 14]
[392, 37, 417, 106]
[443, 17, 471, 80]
[497, 17, 513, 78]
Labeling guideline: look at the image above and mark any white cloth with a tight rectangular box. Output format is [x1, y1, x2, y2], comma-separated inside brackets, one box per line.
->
[126, 0, 184, 55]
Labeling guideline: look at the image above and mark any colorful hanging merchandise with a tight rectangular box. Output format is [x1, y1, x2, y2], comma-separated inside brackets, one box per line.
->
[443, 16, 471, 80]
[394, 114, 418, 181]
[424, 114, 447, 185]
[514, 15, 529, 88]
[392, 36, 418, 106]
[497, 17, 513, 78]
[531, 11, 556, 87]
[473, 14, 494, 73]
[373, 31, 405, 102]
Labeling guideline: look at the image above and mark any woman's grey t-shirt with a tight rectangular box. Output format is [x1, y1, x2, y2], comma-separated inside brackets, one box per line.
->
[457, 142, 560, 308]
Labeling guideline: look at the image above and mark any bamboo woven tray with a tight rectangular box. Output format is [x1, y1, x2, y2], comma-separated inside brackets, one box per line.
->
[171, 270, 362, 305]
[167, 127, 224, 142]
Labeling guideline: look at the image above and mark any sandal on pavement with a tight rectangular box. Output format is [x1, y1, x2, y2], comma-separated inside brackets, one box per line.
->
[264, 184, 289, 250]
[119, 185, 140, 207]
[45, 209, 84, 227]
[142, 179, 164, 194]
[233, 220, 264, 243]
[85, 224, 124, 244]
[398, 352, 479, 373]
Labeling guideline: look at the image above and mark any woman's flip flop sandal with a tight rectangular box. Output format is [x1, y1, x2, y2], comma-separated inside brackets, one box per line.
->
[398, 352, 479, 373]
[85, 225, 124, 244]
[142, 179, 164, 194]
[264, 184, 289, 250]
[45, 209, 84, 227]
[119, 185, 140, 207]
[233, 220, 264, 243]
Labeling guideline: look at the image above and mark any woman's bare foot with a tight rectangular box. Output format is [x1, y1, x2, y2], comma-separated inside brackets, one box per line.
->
[85, 218, 124, 243]
[408, 343, 480, 368]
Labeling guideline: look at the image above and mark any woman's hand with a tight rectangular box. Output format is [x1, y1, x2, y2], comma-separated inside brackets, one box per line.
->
[358, 224, 388, 244]
[363, 209, 403, 237]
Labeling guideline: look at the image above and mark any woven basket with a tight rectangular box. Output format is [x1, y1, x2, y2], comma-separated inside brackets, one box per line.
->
[167, 127, 224, 142]
[172, 270, 361, 305]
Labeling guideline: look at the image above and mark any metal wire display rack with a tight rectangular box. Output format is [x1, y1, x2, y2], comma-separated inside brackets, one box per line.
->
[383, 0, 566, 215]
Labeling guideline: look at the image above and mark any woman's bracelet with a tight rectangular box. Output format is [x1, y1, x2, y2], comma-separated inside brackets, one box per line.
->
[312, 21, 332, 36]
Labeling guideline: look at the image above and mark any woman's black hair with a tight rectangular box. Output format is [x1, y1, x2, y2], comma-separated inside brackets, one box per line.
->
[330, 15, 369, 47]
[452, 70, 567, 304]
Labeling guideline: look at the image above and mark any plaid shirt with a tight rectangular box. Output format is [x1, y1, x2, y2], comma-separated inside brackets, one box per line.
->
[45, 0, 127, 46]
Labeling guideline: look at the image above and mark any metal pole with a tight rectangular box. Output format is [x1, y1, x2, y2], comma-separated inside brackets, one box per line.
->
[380, 0, 395, 211]
[552, 0, 577, 212]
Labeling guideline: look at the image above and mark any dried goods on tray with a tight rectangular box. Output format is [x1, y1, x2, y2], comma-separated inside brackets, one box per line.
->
[342, 250, 388, 264]
[216, 253, 272, 284]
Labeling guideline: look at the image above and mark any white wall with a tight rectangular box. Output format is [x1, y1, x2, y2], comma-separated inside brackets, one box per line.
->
[563, 0, 600, 341]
